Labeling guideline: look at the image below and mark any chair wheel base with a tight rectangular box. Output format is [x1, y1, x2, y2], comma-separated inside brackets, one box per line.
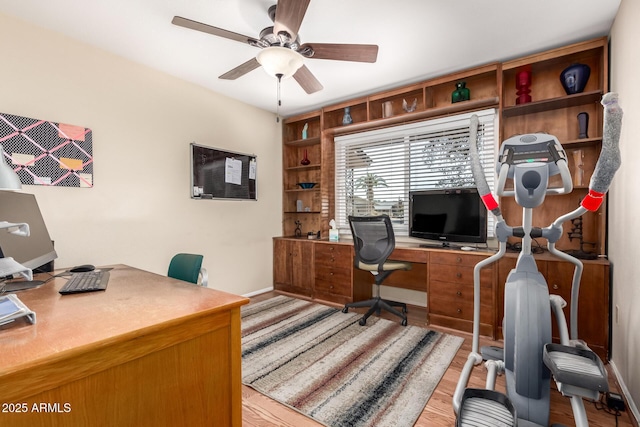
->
[401, 319, 407, 326]
[342, 307, 349, 313]
[358, 318, 367, 326]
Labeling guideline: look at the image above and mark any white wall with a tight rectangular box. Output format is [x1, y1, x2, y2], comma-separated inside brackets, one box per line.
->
[0, 13, 282, 296]
[609, 0, 640, 419]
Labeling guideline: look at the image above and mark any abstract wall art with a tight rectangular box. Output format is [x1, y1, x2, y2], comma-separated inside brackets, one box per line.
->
[0, 112, 93, 188]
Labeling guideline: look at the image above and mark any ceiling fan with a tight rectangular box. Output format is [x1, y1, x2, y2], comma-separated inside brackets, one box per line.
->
[171, 0, 379, 94]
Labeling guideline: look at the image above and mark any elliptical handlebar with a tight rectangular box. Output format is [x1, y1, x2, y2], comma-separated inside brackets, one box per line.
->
[468, 115, 502, 220]
[469, 92, 622, 227]
[581, 92, 623, 212]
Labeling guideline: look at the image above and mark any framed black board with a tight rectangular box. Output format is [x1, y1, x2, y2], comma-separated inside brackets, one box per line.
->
[190, 143, 257, 200]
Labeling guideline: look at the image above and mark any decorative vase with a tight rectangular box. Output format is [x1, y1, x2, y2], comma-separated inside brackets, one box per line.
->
[382, 101, 393, 118]
[342, 107, 353, 125]
[300, 149, 310, 166]
[560, 63, 591, 95]
[451, 81, 470, 103]
[577, 112, 589, 139]
[515, 67, 532, 104]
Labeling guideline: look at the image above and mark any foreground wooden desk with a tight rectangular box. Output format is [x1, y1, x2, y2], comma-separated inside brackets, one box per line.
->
[0, 265, 249, 427]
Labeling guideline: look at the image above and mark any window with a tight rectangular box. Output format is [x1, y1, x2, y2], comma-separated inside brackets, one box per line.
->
[334, 109, 497, 236]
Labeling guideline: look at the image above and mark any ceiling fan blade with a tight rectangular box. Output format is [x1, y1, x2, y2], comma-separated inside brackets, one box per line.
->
[172, 16, 258, 46]
[219, 58, 261, 80]
[273, 0, 310, 40]
[299, 43, 379, 63]
[293, 65, 323, 94]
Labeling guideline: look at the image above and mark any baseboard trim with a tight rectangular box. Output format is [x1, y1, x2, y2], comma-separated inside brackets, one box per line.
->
[610, 360, 640, 426]
[243, 286, 274, 298]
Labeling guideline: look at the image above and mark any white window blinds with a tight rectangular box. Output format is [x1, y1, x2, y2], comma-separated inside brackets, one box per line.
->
[334, 109, 497, 236]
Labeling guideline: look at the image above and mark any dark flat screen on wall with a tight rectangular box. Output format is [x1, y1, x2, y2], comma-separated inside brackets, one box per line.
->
[190, 143, 257, 200]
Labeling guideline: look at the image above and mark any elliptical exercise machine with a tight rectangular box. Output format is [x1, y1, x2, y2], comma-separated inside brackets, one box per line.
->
[453, 92, 623, 427]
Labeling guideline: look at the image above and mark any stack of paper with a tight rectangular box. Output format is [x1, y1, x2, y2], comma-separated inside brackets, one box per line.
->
[0, 294, 36, 326]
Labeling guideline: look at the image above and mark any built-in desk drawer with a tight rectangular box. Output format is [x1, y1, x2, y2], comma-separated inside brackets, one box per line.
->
[314, 244, 352, 269]
[427, 251, 495, 338]
[315, 273, 352, 299]
[429, 280, 493, 323]
[429, 263, 493, 285]
[314, 243, 353, 303]
[430, 252, 487, 267]
[315, 264, 351, 285]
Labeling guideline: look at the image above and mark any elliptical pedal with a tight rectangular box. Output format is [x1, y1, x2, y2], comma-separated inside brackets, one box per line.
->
[457, 388, 516, 427]
[543, 343, 609, 399]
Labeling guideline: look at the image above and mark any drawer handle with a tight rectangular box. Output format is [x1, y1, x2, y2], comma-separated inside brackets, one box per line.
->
[456, 257, 462, 263]
[456, 272, 462, 278]
[329, 247, 334, 251]
[552, 284, 559, 290]
[457, 308, 462, 313]
[330, 272, 334, 276]
[456, 291, 462, 296]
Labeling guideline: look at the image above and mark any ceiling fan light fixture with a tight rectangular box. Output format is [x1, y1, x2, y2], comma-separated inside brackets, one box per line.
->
[257, 46, 303, 79]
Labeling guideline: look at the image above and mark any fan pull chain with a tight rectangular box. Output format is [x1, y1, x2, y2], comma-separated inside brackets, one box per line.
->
[276, 73, 283, 123]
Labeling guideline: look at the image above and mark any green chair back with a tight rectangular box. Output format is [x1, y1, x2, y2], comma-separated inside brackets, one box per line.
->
[168, 253, 204, 285]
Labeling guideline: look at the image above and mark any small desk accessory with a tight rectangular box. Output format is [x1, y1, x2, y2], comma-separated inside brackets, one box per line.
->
[0, 294, 36, 326]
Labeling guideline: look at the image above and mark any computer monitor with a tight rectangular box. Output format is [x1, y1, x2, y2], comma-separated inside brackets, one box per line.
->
[0, 190, 57, 288]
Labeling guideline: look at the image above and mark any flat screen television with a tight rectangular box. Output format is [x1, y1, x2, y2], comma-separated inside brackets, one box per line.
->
[409, 187, 487, 245]
[0, 190, 57, 288]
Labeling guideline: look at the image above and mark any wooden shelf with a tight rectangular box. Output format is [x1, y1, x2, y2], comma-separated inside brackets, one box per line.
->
[502, 91, 602, 118]
[284, 136, 321, 146]
[285, 164, 321, 171]
[561, 137, 602, 148]
[325, 97, 499, 136]
[285, 188, 321, 193]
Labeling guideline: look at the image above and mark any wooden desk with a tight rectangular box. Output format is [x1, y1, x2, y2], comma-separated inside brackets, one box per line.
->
[274, 237, 496, 336]
[274, 237, 610, 355]
[0, 265, 249, 427]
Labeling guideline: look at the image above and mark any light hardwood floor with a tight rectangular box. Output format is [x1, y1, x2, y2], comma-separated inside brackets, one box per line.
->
[242, 291, 636, 427]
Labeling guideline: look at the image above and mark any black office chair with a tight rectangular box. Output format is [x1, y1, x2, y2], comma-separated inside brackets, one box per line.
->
[342, 215, 412, 326]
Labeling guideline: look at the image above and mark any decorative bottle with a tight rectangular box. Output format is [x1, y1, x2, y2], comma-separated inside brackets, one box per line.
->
[300, 149, 311, 166]
[342, 107, 353, 125]
[451, 81, 470, 103]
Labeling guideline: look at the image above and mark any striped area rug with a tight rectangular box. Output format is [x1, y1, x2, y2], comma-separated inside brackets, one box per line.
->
[241, 295, 464, 427]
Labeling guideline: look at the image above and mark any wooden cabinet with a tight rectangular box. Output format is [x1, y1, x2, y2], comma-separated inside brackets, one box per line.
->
[273, 239, 363, 305]
[273, 238, 314, 297]
[276, 37, 612, 350]
[500, 37, 609, 255]
[497, 254, 610, 360]
[282, 112, 323, 238]
[314, 242, 353, 304]
[428, 251, 495, 337]
[281, 64, 501, 239]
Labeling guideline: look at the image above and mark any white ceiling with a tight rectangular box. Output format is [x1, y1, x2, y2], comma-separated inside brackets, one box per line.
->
[0, 0, 621, 117]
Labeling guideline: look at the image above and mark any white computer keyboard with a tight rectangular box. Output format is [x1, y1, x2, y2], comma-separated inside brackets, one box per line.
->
[0, 257, 33, 281]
